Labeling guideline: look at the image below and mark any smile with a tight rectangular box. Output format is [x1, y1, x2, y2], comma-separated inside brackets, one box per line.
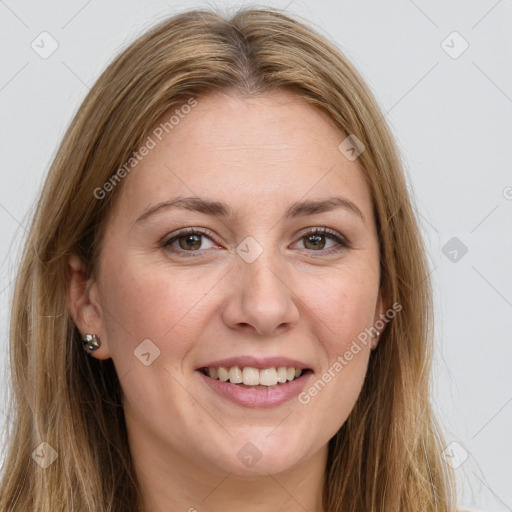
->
[197, 364, 313, 408]
[199, 365, 307, 388]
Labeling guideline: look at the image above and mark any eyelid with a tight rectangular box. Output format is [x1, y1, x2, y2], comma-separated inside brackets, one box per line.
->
[164, 226, 218, 242]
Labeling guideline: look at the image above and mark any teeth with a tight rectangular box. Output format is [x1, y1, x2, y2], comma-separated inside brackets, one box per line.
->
[218, 367, 229, 382]
[204, 365, 306, 386]
[242, 367, 260, 385]
[276, 367, 288, 383]
[259, 368, 278, 386]
[228, 366, 243, 384]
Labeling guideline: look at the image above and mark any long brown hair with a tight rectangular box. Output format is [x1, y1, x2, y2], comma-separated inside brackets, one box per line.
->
[0, 7, 456, 511]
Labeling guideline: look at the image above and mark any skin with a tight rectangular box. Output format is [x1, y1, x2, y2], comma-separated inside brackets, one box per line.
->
[68, 89, 388, 512]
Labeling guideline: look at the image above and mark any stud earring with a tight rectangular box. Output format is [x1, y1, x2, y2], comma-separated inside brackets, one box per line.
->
[82, 333, 101, 353]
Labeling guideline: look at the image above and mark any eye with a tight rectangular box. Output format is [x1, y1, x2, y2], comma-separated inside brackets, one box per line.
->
[162, 226, 350, 258]
[293, 227, 350, 254]
[163, 228, 217, 256]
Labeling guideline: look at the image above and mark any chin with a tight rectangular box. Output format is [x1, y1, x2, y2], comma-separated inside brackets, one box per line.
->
[203, 432, 311, 477]
[223, 453, 304, 478]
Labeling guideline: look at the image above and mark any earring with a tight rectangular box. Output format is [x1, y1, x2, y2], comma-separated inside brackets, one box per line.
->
[82, 333, 101, 353]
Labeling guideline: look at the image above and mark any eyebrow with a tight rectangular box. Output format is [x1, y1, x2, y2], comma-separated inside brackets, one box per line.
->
[134, 195, 366, 224]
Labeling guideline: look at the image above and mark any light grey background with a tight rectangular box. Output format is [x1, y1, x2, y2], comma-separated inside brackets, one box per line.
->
[1, 1, 511, 510]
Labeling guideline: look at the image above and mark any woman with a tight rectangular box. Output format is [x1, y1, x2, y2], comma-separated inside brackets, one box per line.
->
[0, 7, 459, 511]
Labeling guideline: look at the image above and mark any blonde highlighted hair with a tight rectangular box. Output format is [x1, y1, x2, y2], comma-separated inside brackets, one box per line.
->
[0, 7, 456, 511]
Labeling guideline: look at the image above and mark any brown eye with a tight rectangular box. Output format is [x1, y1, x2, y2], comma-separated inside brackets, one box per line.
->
[294, 228, 350, 254]
[176, 233, 203, 251]
[303, 233, 327, 250]
[163, 228, 216, 256]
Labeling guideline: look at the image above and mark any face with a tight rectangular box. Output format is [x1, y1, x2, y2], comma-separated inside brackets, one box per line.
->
[70, 90, 386, 479]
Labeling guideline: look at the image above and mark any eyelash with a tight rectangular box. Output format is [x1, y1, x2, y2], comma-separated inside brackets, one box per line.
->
[161, 227, 351, 258]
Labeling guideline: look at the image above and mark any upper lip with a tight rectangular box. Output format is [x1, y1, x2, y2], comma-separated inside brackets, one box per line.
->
[196, 356, 311, 371]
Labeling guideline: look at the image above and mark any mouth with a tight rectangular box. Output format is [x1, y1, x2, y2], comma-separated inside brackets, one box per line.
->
[195, 356, 314, 407]
[197, 365, 313, 389]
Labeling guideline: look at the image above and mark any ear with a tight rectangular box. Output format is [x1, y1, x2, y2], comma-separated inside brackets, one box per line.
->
[371, 288, 389, 350]
[67, 254, 111, 360]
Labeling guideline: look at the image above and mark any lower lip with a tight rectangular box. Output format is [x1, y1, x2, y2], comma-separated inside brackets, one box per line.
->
[197, 370, 312, 408]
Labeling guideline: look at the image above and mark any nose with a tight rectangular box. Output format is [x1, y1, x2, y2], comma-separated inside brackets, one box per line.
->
[221, 248, 300, 337]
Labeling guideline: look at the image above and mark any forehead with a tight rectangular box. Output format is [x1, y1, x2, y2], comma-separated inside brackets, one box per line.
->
[110, 90, 373, 225]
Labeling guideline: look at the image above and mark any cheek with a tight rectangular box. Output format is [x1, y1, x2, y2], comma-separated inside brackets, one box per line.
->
[298, 279, 376, 427]
[306, 267, 380, 349]
[296, 265, 378, 413]
[97, 255, 224, 358]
